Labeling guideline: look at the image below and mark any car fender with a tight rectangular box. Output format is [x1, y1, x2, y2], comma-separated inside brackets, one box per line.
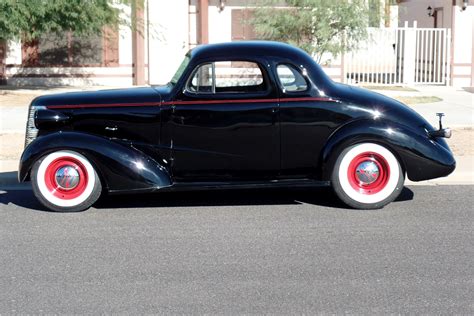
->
[19, 131, 172, 193]
[320, 119, 456, 182]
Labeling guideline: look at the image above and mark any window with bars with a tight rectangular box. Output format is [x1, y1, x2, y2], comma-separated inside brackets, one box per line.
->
[21, 28, 119, 67]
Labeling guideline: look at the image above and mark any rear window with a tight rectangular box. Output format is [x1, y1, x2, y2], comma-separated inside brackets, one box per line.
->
[276, 64, 308, 92]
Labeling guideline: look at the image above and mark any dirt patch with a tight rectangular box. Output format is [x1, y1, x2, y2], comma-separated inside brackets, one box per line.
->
[0, 92, 41, 107]
[446, 127, 474, 156]
[394, 96, 443, 105]
[364, 86, 419, 92]
[2, 128, 472, 164]
[0, 133, 25, 160]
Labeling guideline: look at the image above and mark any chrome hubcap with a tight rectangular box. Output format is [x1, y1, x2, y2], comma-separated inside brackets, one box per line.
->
[55, 166, 80, 190]
[355, 161, 380, 184]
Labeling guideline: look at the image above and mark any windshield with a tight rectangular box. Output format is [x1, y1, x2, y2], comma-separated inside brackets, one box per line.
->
[169, 55, 191, 85]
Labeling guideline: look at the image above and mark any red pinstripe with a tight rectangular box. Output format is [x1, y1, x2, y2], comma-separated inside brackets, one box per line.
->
[45, 97, 335, 109]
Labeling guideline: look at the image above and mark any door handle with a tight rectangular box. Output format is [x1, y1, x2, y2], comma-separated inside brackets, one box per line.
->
[271, 107, 279, 124]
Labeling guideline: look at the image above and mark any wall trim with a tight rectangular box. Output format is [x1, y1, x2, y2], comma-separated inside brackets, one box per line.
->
[5, 64, 137, 68]
[7, 73, 132, 79]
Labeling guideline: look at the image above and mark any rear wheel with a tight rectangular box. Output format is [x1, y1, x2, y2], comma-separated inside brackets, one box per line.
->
[331, 143, 404, 209]
[31, 150, 102, 212]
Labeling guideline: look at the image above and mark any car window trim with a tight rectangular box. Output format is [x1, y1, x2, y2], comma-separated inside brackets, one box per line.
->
[184, 60, 271, 97]
[211, 62, 216, 94]
[276, 63, 310, 94]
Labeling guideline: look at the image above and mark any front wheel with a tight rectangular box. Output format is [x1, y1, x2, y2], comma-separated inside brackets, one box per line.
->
[31, 150, 102, 212]
[331, 143, 404, 209]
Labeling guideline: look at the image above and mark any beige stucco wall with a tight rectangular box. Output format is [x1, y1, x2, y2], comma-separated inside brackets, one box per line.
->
[398, 0, 453, 28]
[399, 0, 473, 86]
[452, 5, 474, 86]
[147, 0, 189, 85]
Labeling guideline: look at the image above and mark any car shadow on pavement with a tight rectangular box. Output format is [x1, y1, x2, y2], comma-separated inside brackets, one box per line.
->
[1, 187, 352, 211]
[96, 187, 351, 209]
[0, 171, 415, 212]
[94, 187, 414, 210]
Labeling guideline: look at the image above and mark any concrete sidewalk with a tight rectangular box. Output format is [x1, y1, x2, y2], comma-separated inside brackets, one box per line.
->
[371, 85, 473, 127]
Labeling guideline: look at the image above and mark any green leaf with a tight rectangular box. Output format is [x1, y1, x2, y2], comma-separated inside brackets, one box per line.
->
[0, 0, 137, 41]
[251, 0, 369, 62]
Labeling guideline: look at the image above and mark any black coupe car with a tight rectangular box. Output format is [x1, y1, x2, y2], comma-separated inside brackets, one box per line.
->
[19, 41, 455, 212]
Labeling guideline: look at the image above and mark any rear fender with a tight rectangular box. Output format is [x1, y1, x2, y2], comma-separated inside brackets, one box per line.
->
[320, 119, 456, 182]
[19, 132, 172, 192]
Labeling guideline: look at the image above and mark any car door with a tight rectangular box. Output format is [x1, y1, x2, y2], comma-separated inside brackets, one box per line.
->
[167, 59, 280, 181]
[275, 62, 347, 178]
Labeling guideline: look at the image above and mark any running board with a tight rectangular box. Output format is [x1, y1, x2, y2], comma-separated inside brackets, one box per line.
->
[163, 179, 330, 192]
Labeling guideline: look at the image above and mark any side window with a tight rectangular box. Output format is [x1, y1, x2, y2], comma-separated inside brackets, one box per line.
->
[214, 61, 265, 93]
[188, 63, 213, 93]
[187, 61, 267, 94]
[277, 64, 308, 92]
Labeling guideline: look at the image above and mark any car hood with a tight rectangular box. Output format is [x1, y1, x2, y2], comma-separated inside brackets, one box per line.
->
[31, 86, 163, 108]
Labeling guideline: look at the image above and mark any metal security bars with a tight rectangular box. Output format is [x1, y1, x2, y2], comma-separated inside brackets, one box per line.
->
[344, 23, 451, 86]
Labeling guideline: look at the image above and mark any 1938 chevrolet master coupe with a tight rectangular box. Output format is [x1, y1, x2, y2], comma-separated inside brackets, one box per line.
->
[19, 41, 455, 212]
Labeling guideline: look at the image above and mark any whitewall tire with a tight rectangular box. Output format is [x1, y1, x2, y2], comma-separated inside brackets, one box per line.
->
[31, 150, 102, 212]
[331, 143, 404, 209]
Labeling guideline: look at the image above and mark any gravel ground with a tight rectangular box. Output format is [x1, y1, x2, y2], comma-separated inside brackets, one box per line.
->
[446, 127, 474, 156]
[0, 133, 24, 160]
[0, 91, 41, 107]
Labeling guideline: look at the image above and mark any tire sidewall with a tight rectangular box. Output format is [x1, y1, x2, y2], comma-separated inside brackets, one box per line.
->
[332, 142, 404, 209]
[31, 150, 102, 212]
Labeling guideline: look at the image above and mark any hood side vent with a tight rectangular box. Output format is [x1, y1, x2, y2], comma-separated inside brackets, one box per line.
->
[25, 105, 46, 148]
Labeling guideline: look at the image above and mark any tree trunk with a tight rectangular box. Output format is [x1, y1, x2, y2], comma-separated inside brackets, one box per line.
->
[0, 39, 6, 85]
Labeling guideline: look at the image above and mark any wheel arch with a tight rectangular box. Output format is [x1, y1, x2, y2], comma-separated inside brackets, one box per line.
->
[318, 118, 453, 182]
[20, 132, 172, 192]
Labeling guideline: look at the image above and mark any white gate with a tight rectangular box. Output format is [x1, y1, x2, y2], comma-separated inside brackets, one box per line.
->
[413, 27, 451, 84]
[344, 23, 451, 86]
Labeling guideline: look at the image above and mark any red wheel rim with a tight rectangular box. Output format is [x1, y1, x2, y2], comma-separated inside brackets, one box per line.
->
[347, 151, 390, 195]
[44, 157, 88, 200]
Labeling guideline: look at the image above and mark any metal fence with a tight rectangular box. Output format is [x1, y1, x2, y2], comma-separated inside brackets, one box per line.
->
[344, 23, 451, 86]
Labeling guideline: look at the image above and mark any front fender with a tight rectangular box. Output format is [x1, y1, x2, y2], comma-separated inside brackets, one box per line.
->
[320, 119, 456, 182]
[19, 132, 172, 192]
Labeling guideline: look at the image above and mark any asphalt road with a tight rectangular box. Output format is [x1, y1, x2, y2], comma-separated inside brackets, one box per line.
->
[0, 185, 473, 314]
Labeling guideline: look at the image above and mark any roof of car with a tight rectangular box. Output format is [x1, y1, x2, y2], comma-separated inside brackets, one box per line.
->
[189, 41, 311, 61]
